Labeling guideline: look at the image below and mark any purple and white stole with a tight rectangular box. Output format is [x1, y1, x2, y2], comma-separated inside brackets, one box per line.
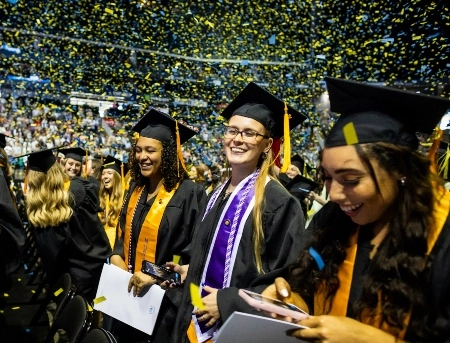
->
[193, 170, 260, 342]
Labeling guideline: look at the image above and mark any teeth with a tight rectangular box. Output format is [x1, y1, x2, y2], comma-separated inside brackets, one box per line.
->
[231, 148, 246, 153]
[341, 203, 362, 212]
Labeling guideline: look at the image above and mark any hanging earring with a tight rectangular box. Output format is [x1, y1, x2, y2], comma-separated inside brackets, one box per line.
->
[261, 152, 267, 160]
[399, 177, 406, 186]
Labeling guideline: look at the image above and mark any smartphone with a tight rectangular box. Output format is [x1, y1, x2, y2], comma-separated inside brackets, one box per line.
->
[141, 260, 180, 285]
[238, 289, 309, 321]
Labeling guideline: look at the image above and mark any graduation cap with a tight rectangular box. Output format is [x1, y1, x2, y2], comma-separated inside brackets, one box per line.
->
[132, 108, 197, 174]
[291, 154, 313, 176]
[102, 155, 127, 174]
[325, 77, 450, 149]
[16, 148, 57, 173]
[220, 82, 308, 171]
[0, 133, 11, 149]
[58, 147, 88, 163]
[285, 174, 320, 197]
[132, 108, 197, 144]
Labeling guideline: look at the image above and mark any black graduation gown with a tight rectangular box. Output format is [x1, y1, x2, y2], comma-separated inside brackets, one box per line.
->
[0, 167, 25, 290]
[111, 178, 207, 343]
[308, 201, 450, 342]
[32, 177, 111, 300]
[171, 179, 311, 343]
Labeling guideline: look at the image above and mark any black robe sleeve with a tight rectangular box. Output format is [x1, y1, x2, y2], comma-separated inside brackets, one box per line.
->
[0, 168, 25, 279]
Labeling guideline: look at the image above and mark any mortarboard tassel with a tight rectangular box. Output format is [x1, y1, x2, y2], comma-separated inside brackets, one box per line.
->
[121, 162, 125, 191]
[280, 102, 291, 173]
[438, 144, 450, 180]
[175, 120, 187, 177]
[23, 163, 29, 195]
[84, 150, 89, 179]
[427, 128, 442, 174]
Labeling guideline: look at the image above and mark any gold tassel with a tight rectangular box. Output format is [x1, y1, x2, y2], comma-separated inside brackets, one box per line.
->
[280, 102, 291, 173]
[428, 128, 442, 174]
[84, 150, 89, 179]
[438, 144, 450, 180]
[175, 120, 187, 177]
[121, 162, 125, 191]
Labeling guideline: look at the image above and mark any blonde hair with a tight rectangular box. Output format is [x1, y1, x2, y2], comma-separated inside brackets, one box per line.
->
[252, 150, 278, 274]
[99, 170, 124, 228]
[26, 163, 73, 228]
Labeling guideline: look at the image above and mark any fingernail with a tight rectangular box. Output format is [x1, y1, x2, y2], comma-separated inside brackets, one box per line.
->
[280, 289, 289, 297]
[286, 329, 296, 336]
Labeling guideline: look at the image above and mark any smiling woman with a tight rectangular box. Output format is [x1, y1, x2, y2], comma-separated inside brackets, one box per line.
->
[109, 108, 206, 343]
[171, 82, 311, 343]
[98, 155, 128, 248]
[263, 77, 450, 343]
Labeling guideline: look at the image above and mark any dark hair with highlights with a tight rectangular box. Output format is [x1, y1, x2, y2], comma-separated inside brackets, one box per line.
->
[129, 140, 188, 191]
[289, 142, 441, 339]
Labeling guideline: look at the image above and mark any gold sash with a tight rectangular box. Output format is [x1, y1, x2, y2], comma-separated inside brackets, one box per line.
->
[314, 189, 450, 339]
[123, 183, 178, 272]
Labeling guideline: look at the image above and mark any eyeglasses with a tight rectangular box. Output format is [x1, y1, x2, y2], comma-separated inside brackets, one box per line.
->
[224, 126, 269, 141]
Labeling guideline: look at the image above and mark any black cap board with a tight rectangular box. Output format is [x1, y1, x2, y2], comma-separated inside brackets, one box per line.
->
[285, 174, 320, 196]
[220, 82, 307, 138]
[324, 77, 450, 149]
[16, 148, 57, 173]
[102, 155, 128, 175]
[132, 108, 197, 144]
[58, 147, 88, 163]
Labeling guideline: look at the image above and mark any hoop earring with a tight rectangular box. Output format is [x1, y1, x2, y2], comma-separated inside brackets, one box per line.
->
[399, 177, 406, 186]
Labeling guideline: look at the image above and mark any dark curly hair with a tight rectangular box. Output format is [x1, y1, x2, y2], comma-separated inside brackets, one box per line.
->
[289, 142, 440, 339]
[128, 140, 188, 191]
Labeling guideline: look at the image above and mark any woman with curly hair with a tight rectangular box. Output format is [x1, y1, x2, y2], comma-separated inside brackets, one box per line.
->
[99, 155, 127, 248]
[110, 109, 206, 343]
[0, 133, 25, 291]
[25, 148, 111, 300]
[263, 78, 450, 342]
[170, 83, 310, 343]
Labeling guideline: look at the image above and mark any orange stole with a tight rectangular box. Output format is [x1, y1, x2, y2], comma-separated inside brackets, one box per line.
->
[187, 320, 213, 343]
[123, 183, 178, 272]
[314, 189, 450, 339]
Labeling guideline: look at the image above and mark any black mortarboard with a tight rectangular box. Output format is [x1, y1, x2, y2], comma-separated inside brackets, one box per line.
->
[132, 108, 197, 144]
[0, 133, 11, 149]
[220, 82, 307, 138]
[325, 77, 450, 149]
[58, 147, 87, 162]
[290, 155, 313, 175]
[285, 174, 320, 197]
[102, 155, 128, 175]
[18, 148, 57, 173]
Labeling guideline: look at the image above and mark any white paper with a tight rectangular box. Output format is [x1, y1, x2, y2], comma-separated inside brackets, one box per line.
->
[213, 311, 309, 343]
[94, 263, 165, 335]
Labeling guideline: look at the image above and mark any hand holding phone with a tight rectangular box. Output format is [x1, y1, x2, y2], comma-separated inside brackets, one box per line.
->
[141, 260, 181, 286]
[239, 289, 309, 321]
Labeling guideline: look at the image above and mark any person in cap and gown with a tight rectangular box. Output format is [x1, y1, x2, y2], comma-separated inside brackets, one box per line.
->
[0, 133, 25, 291]
[263, 77, 450, 342]
[99, 155, 128, 248]
[59, 146, 101, 192]
[170, 82, 311, 343]
[110, 109, 206, 343]
[24, 148, 111, 300]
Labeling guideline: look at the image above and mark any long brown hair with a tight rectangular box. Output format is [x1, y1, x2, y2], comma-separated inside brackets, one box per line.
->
[289, 142, 440, 338]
